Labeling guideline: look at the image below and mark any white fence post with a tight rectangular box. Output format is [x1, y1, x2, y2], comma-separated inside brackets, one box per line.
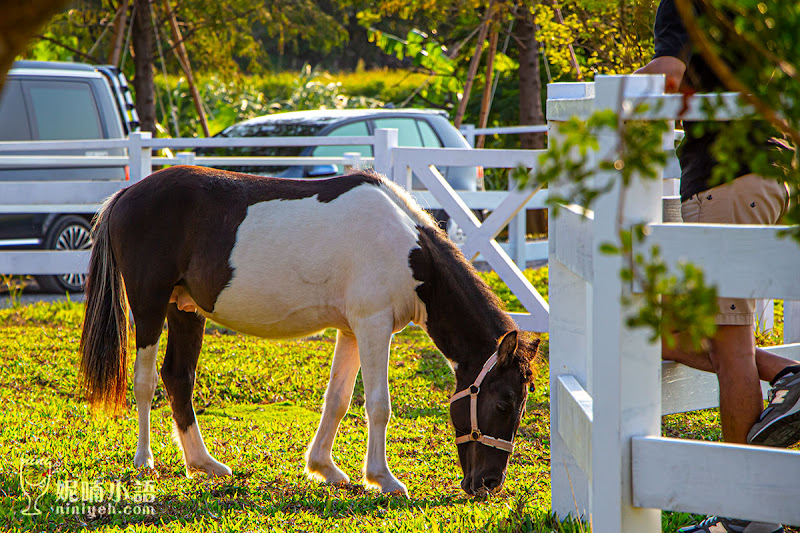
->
[755, 299, 774, 334]
[785, 301, 800, 344]
[461, 124, 476, 147]
[372, 128, 398, 180]
[590, 75, 663, 533]
[508, 178, 527, 268]
[343, 152, 362, 173]
[176, 151, 196, 166]
[547, 81, 595, 520]
[128, 131, 152, 181]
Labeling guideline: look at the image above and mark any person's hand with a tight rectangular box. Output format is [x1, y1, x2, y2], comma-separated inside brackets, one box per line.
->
[635, 56, 686, 93]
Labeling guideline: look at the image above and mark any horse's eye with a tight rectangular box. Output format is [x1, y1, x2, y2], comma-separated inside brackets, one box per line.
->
[496, 403, 511, 414]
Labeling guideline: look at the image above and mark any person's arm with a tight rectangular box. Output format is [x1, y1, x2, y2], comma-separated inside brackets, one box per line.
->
[635, 0, 692, 93]
[635, 56, 686, 93]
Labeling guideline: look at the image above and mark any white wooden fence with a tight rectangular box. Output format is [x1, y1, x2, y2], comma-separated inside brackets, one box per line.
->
[391, 144, 550, 332]
[0, 133, 385, 277]
[548, 75, 800, 531]
[0, 130, 551, 331]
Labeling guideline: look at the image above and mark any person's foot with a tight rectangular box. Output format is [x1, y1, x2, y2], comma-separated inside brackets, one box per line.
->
[677, 516, 783, 533]
[748, 369, 800, 447]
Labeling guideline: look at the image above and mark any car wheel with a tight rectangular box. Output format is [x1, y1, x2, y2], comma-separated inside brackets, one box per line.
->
[446, 218, 468, 247]
[432, 209, 484, 247]
[35, 216, 93, 293]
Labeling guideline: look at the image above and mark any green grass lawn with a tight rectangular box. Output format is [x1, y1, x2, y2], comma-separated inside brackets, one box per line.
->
[0, 269, 793, 532]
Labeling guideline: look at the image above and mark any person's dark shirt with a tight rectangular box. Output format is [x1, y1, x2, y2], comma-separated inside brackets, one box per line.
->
[653, 0, 754, 201]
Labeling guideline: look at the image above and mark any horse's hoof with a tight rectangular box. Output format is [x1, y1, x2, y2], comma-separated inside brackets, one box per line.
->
[367, 474, 408, 497]
[133, 452, 154, 469]
[209, 463, 233, 477]
[187, 458, 232, 478]
[305, 463, 350, 485]
[381, 482, 408, 497]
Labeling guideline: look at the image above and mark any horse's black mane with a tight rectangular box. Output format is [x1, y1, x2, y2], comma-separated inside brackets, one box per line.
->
[409, 224, 538, 382]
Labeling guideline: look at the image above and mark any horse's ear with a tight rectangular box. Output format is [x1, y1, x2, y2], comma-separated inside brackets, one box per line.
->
[529, 337, 541, 356]
[497, 330, 518, 366]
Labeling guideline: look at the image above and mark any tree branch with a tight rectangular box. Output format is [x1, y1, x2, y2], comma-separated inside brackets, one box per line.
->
[674, 0, 800, 149]
[697, 0, 798, 84]
[33, 34, 103, 63]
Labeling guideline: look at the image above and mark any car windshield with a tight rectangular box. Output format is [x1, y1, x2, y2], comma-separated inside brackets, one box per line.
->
[213, 118, 340, 175]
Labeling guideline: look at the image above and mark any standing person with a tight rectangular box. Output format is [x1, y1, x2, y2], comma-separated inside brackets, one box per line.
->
[636, 1, 800, 532]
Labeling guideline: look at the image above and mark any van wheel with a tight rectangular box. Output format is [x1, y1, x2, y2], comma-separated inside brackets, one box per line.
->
[35, 216, 93, 293]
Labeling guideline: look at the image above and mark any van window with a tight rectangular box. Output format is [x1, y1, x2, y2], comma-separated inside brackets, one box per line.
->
[312, 121, 373, 158]
[417, 119, 442, 147]
[0, 80, 31, 141]
[25, 81, 103, 140]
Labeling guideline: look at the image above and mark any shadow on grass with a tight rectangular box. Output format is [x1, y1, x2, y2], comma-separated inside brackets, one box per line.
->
[0, 471, 470, 532]
[411, 346, 454, 390]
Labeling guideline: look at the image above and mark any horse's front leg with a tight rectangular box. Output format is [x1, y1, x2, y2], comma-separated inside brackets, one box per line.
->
[353, 313, 407, 496]
[305, 330, 360, 484]
[161, 305, 231, 477]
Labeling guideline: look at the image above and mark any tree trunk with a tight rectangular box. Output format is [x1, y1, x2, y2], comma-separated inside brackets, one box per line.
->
[550, 0, 582, 80]
[517, 8, 545, 150]
[0, 0, 70, 91]
[517, 7, 547, 235]
[454, 1, 494, 129]
[132, 0, 156, 135]
[107, 0, 130, 67]
[163, 0, 208, 136]
[475, 20, 499, 149]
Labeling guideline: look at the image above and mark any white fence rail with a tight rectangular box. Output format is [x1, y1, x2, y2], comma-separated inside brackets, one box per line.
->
[548, 75, 800, 531]
[0, 132, 386, 278]
[459, 123, 549, 148]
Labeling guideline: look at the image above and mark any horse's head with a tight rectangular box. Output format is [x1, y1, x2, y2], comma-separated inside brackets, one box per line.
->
[450, 330, 538, 496]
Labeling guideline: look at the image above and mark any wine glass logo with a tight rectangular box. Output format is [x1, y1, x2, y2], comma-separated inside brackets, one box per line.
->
[19, 457, 52, 516]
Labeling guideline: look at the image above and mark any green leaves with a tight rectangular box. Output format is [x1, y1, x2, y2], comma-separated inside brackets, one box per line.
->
[620, 235, 719, 351]
[528, 107, 719, 350]
[527, 108, 668, 218]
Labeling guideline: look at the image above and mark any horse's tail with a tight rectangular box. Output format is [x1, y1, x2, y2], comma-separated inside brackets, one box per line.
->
[79, 188, 130, 413]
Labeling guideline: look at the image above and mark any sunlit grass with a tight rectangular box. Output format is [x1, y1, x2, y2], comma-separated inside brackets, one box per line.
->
[1, 268, 793, 531]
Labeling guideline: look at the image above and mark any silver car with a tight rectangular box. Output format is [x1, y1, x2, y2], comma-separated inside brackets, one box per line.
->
[210, 108, 483, 191]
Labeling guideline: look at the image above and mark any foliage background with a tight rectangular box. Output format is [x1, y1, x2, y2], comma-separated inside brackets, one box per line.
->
[18, 0, 659, 142]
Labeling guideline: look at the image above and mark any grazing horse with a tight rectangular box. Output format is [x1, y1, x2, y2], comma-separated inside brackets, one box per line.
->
[79, 166, 538, 496]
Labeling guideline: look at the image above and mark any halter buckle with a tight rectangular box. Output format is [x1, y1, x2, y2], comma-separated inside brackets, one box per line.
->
[469, 385, 480, 395]
[470, 430, 481, 441]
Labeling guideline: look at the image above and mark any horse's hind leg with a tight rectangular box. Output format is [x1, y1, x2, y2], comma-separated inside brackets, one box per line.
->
[305, 330, 360, 485]
[132, 308, 167, 469]
[161, 304, 231, 477]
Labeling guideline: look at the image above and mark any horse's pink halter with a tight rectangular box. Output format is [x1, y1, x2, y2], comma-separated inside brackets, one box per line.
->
[449, 351, 515, 453]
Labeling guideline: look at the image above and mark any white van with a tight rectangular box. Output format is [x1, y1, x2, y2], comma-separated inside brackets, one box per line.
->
[0, 60, 139, 292]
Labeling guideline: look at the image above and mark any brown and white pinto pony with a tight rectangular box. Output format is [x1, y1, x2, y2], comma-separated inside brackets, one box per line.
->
[79, 166, 538, 496]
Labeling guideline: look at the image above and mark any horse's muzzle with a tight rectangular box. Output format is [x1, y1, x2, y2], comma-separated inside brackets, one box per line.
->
[461, 472, 505, 496]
